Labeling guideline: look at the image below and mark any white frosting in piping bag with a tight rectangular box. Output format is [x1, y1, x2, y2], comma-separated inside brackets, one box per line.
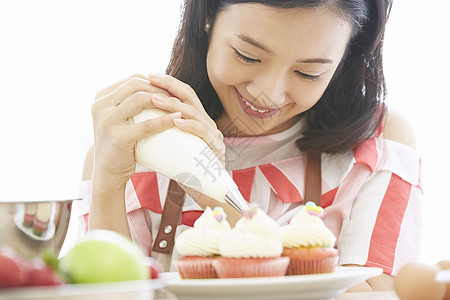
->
[132, 109, 247, 209]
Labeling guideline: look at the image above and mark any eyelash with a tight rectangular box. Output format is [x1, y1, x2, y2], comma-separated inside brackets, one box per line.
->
[233, 49, 321, 82]
[295, 71, 321, 82]
[233, 49, 260, 63]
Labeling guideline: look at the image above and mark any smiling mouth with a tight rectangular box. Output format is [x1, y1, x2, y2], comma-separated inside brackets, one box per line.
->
[242, 98, 270, 113]
[236, 90, 280, 119]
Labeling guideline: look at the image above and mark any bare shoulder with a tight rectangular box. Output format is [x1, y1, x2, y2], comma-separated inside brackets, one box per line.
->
[382, 107, 417, 149]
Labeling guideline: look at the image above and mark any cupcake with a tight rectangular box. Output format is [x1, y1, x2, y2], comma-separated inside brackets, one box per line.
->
[23, 203, 37, 228]
[32, 203, 53, 236]
[175, 206, 231, 279]
[282, 201, 338, 275]
[215, 205, 289, 278]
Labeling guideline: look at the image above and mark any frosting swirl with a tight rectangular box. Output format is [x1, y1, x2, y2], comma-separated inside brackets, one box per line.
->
[219, 206, 283, 258]
[283, 202, 336, 248]
[289, 202, 325, 226]
[175, 207, 231, 257]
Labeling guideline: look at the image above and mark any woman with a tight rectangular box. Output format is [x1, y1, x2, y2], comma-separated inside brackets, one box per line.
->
[81, 0, 422, 291]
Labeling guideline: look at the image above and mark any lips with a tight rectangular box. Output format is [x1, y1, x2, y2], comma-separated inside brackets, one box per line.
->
[236, 90, 280, 119]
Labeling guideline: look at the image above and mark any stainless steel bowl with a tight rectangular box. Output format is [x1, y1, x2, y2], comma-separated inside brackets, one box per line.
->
[0, 198, 80, 259]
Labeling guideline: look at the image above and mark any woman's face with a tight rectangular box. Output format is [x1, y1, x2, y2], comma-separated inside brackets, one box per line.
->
[206, 4, 352, 136]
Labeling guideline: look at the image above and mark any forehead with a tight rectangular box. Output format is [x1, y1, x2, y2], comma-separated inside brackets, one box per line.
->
[214, 4, 352, 59]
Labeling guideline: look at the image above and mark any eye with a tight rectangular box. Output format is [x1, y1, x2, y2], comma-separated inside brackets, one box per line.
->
[233, 49, 261, 64]
[295, 71, 321, 82]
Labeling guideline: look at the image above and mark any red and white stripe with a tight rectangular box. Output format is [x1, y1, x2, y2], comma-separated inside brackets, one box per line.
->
[76, 123, 422, 275]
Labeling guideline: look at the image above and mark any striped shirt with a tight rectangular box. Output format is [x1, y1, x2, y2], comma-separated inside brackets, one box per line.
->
[78, 119, 422, 275]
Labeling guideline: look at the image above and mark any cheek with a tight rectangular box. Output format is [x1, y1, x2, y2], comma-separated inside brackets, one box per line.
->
[290, 80, 330, 110]
[207, 51, 248, 87]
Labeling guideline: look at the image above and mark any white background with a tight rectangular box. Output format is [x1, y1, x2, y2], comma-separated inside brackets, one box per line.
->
[0, 1, 449, 264]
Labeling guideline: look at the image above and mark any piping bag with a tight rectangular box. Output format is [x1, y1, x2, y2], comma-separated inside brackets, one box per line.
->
[131, 109, 249, 214]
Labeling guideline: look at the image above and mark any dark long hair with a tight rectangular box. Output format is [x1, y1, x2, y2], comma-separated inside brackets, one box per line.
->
[166, 0, 392, 154]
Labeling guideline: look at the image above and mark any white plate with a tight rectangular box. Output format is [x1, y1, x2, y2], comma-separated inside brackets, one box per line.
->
[14, 210, 56, 241]
[0, 279, 162, 300]
[161, 267, 383, 300]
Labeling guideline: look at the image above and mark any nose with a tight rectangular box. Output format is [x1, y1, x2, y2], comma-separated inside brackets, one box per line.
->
[246, 69, 288, 108]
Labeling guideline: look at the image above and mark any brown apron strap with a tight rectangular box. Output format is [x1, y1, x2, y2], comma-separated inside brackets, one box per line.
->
[152, 179, 186, 254]
[304, 152, 322, 206]
[152, 153, 320, 254]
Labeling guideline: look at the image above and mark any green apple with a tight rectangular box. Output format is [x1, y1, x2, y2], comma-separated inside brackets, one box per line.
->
[59, 229, 149, 283]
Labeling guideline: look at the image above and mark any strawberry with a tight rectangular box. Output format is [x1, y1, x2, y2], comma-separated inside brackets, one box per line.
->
[145, 257, 163, 279]
[0, 246, 28, 288]
[25, 260, 63, 287]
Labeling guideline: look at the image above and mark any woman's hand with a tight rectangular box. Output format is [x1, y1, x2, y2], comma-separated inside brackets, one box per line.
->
[89, 74, 184, 237]
[91, 74, 181, 187]
[147, 73, 226, 167]
[145, 74, 241, 224]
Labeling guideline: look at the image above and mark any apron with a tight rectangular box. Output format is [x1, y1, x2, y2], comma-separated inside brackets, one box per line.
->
[152, 152, 321, 271]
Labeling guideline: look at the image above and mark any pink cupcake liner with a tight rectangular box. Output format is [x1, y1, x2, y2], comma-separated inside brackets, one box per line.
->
[22, 213, 35, 228]
[213, 257, 289, 278]
[175, 256, 218, 279]
[286, 255, 337, 275]
[32, 218, 50, 236]
[282, 247, 338, 275]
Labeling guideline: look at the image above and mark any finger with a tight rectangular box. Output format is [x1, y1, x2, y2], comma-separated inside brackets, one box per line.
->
[95, 74, 147, 100]
[126, 112, 181, 143]
[115, 92, 156, 120]
[173, 118, 225, 160]
[97, 77, 171, 108]
[152, 94, 195, 118]
[148, 74, 209, 116]
[152, 93, 217, 129]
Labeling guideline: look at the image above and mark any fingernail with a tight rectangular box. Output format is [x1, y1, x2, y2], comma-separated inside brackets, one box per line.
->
[149, 73, 164, 78]
[173, 117, 185, 124]
[153, 94, 166, 102]
[170, 112, 182, 120]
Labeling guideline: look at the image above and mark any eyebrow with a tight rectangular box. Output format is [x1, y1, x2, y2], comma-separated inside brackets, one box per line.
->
[298, 58, 334, 64]
[236, 33, 274, 55]
[236, 33, 334, 64]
